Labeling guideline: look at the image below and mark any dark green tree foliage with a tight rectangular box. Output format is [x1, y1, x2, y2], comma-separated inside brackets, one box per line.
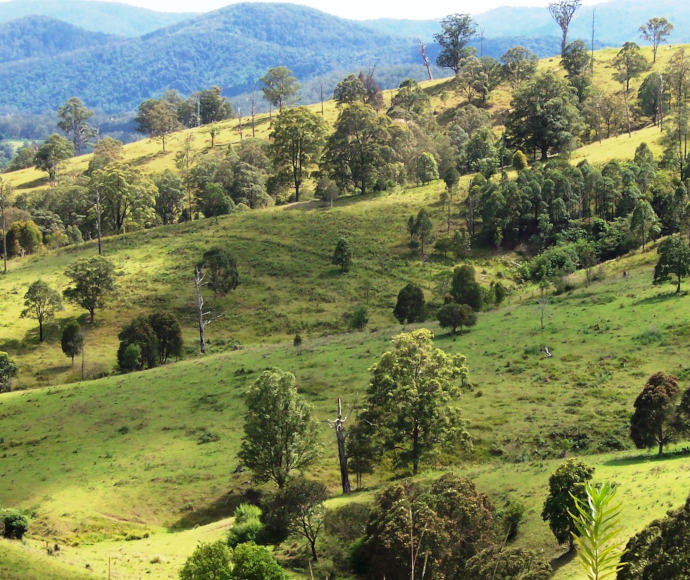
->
[260, 66, 299, 112]
[148, 310, 183, 364]
[360, 474, 495, 579]
[323, 102, 393, 196]
[561, 40, 592, 102]
[393, 283, 425, 324]
[466, 547, 552, 580]
[134, 98, 180, 152]
[363, 329, 470, 474]
[5, 220, 42, 256]
[653, 235, 690, 293]
[198, 182, 235, 217]
[541, 459, 594, 550]
[179, 541, 233, 580]
[1, 510, 28, 540]
[333, 74, 366, 105]
[117, 316, 159, 371]
[638, 73, 669, 126]
[239, 369, 320, 488]
[630, 372, 681, 455]
[20, 279, 63, 342]
[57, 97, 94, 155]
[270, 107, 326, 201]
[618, 493, 690, 580]
[332, 237, 352, 272]
[34, 134, 74, 184]
[0, 351, 17, 393]
[434, 14, 476, 75]
[437, 302, 477, 334]
[153, 170, 185, 225]
[501, 46, 538, 88]
[231, 542, 286, 580]
[614, 42, 648, 136]
[63, 256, 115, 322]
[61, 320, 83, 365]
[506, 72, 584, 160]
[7, 145, 36, 172]
[196, 86, 234, 125]
[450, 265, 483, 311]
[201, 247, 239, 295]
[346, 419, 376, 489]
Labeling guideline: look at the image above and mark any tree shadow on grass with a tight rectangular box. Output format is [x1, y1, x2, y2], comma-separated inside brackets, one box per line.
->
[632, 290, 687, 306]
[168, 490, 254, 530]
[550, 549, 576, 573]
[603, 448, 690, 467]
[16, 176, 49, 190]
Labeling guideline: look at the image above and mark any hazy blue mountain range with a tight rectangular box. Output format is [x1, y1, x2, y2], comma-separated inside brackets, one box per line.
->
[364, 0, 690, 46]
[0, 15, 119, 63]
[0, 3, 423, 114]
[0, 0, 195, 37]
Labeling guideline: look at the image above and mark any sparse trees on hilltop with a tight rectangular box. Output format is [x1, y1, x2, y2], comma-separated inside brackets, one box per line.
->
[34, 134, 74, 185]
[135, 98, 181, 152]
[57, 97, 95, 155]
[261, 66, 299, 113]
[640, 17, 673, 64]
[548, 0, 582, 56]
[270, 107, 326, 202]
[434, 14, 477, 75]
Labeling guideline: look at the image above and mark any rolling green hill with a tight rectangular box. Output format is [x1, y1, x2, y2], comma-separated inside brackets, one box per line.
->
[1, 43, 689, 580]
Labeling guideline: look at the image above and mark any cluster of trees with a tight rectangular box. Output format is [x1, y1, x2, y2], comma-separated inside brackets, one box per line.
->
[117, 310, 183, 372]
[393, 265, 503, 334]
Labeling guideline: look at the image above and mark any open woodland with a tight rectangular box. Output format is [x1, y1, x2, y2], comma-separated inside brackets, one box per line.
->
[0, 25, 689, 580]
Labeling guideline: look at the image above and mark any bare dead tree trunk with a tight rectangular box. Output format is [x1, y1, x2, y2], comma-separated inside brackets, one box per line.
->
[319, 79, 325, 116]
[95, 189, 103, 256]
[237, 106, 243, 141]
[194, 265, 207, 354]
[332, 398, 351, 494]
[418, 39, 433, 81]
[0, 181, 7, 275]
[251, 91, 256, 138]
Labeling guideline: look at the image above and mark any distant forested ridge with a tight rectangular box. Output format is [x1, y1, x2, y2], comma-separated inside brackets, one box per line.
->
[0, 0, 195, 37]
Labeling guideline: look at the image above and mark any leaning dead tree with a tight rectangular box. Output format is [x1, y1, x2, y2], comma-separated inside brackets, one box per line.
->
[328, 398, 352, 494]
[418, 39, 433, 81]
[549, 0, 582, 55]
[193, 265, 221, 354]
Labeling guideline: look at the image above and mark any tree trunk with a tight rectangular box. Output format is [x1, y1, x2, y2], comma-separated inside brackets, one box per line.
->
[194, 266, 206, 354]
[95, 190, 102, 256]
[412, 424, 420, 475]
[335, 398, 351, 494]
[38, 318, 44, 342]
[89, 308, 95, 323]
[309, 538, 318, 562]
[677, 275, 681, 295]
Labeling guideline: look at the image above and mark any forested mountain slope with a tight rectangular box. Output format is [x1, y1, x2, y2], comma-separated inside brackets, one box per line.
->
[0, 16, 119, 64]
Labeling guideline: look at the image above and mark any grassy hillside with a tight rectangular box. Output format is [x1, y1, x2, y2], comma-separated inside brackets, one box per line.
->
[1, 43, 689, 579]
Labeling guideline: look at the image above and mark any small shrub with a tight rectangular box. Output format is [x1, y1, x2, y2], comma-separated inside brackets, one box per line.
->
[197, 431, 221, 445]
[349, 306, 369, 331]
[180, 541, 232, 580]
[293, 334, 302, 347]
[634, 326, 663, 345]
[228, 504, 263, 548]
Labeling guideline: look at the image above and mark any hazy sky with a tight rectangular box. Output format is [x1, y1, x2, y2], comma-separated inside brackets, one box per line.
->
[81, 0, 601, 20]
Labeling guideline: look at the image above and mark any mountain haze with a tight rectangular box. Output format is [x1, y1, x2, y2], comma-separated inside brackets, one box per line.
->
[0, 0, 196, 37]
[0, 3, 420, 114]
